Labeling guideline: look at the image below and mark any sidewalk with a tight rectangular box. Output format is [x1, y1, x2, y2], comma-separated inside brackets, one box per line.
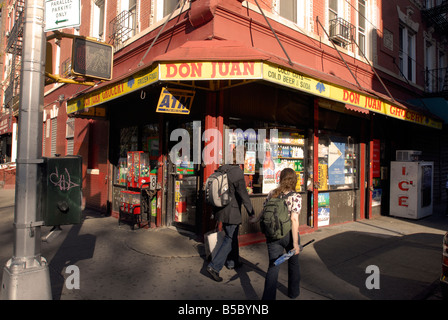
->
[0, 187, 447, 300]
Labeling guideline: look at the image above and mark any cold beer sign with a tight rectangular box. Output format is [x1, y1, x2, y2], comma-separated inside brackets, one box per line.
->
[156, 88, 195, 115]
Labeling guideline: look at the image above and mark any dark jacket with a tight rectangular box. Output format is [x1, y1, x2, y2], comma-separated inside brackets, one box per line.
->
[214, 164, 254, 225]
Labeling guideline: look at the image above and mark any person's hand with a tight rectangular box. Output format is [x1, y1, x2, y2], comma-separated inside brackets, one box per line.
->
[293, 243, 301, 255]
[248, 215, 259, 224]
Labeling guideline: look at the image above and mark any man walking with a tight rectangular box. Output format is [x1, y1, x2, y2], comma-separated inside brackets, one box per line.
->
[206, 149, 255, 282]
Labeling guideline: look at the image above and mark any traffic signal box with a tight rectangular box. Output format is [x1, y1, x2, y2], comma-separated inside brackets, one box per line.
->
[41, 156, 82, 226]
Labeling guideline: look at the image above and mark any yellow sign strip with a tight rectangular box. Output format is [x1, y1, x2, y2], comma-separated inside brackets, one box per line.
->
[159, 61, 263, 80]
[263, 63, 331, 99]
[262, 62, 442, 129]
[67, 65, 158, 114]
[384, 103, 442, 129]
[66, 59, 442, 129]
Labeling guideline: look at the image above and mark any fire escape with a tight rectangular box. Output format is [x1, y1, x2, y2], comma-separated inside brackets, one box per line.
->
[422, 0, 448, 97]
[4, 0, 25, 117]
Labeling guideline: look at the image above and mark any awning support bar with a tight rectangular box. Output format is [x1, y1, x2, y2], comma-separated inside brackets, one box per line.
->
[138, 0, 186, 67]
[351, 35, 394, 102]
[253, 0, 293, 66]
[316, 17, 363, 90]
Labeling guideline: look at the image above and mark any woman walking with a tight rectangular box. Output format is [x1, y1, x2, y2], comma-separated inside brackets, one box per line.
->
[262, 168, 302, 300]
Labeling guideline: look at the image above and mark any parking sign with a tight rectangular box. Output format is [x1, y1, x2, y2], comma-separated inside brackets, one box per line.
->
[45, 0, 81, 32]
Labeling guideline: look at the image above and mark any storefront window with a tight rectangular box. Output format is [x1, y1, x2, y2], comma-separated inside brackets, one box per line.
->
[142, 124, 159, 157]
[226, 121, 308, 195]
[112, 123, 159, 217]
[317, 134, 358, 190]
[114, 126, 137, 186]
[168, 121, 201, 228]
[114, 124, 159, 186]
[141, 123, 160, 173]
[168, 121, 197, 174]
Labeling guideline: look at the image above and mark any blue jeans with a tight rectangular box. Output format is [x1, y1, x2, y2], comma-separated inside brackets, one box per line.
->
[208, 223, 240, 272]
[262, 232, 301, 300]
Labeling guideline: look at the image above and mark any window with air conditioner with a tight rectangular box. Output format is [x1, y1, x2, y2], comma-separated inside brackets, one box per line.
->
[328, 0, 352, 48]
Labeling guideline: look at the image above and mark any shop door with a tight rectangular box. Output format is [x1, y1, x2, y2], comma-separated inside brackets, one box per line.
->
[166, 120, 202, 232]
[362, 138, 376, 220]
[86, 119, 109, 212]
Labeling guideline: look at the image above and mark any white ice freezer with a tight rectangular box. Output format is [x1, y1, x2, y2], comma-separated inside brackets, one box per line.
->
[389, 161, 433, 219]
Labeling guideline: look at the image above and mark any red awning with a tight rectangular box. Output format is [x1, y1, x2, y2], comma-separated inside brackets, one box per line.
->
[345, 104, 370, 114]
[67, 39, 397, 107]
[152, 40, 401, 109]
[65, 39, 442, 128]
[153, 39, 272, 62]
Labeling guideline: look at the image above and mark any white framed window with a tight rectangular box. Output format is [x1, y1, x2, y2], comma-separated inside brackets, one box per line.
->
[92, 0, 106, 41]
[154, 0, 180, 22]
[51, 118, 57, 157]
[65, 118, 75, 155]
[438, 50, 447, 92]
[46, 119, 51, 138]
[66, 137, 74, 155]
[356, 0, 377, 61]
[357, 0, 366, 55]
[399, 25, 416, 83]
[329, 0, 339, 21]
[425, 40, 436, 92]
[120, 0, 138, 41]
[272, 0, 311, 30]
[55, 38, 61, 76]
[128, 0, 137, 31]
[66, 118, 75, 138]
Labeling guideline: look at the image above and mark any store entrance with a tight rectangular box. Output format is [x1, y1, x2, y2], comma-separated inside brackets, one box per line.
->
[166, 120, 202, 232]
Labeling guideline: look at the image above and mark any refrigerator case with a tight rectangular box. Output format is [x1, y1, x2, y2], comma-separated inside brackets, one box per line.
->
[389, 161, 434, 219]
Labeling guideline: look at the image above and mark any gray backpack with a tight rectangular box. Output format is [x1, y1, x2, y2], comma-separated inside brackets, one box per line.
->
[205, 167, 232, 207]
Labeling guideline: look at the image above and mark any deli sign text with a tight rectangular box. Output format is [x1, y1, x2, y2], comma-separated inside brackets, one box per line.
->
[160, 61, 263, 80]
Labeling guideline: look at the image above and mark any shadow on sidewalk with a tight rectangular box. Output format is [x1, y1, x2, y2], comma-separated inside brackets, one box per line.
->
[199, 254, 292, 300]
[313, 230, 444, 300]
[46, 214, 97, 300]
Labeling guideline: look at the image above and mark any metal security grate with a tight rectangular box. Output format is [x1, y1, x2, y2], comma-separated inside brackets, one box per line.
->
[109, 10, 136, 50]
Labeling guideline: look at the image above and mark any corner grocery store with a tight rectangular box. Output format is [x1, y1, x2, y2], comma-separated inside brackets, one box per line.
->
[66, 40, 443, 240]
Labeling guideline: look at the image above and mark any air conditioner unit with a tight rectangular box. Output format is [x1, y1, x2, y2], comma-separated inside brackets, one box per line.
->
[329, 18, 353, 44]
[396, 150, 422, 162]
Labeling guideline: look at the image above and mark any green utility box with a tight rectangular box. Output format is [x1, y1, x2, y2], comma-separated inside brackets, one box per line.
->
[41, 156, 82, 226]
